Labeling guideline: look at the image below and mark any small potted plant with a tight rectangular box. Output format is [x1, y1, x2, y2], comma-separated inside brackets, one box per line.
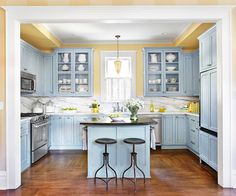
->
[125, 98, 144, 121]
[90, 100, 100, 113]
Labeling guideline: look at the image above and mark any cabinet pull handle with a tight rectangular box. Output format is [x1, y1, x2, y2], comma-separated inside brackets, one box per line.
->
[191, 141, 195, 145]
[24, 68, 27, 71]
[191, 119, 195, 122]
[207, 64, 211, 66]
[191, 129, 195, 132]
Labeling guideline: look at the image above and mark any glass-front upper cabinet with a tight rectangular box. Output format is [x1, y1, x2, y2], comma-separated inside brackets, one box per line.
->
[143, 48, 182, 96]
[54, 48, 93, 96]
[145, 50, 163, 94]
[164, 51, 180, 94]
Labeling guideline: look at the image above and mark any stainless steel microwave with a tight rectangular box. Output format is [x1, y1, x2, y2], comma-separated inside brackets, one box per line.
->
[21, 71, 36, 93]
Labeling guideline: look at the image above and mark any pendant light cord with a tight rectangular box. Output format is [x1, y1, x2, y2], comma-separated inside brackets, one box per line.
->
[115, 35, 120, 59]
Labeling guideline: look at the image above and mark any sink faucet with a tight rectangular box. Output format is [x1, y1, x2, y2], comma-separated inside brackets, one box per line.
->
[112, 102, 127, 113]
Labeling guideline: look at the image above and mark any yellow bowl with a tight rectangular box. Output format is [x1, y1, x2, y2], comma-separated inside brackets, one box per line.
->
[159, 108, 166, 112]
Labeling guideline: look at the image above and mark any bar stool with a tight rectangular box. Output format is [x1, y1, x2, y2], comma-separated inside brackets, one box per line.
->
[122, 138, 146, 191]
[94, 138, 117, 191]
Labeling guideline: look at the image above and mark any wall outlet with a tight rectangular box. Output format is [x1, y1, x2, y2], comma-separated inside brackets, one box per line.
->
[0, 101, 4, 110]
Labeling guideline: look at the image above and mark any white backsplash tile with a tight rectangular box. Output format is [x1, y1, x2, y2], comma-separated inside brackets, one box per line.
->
[21, 96, 199, 113]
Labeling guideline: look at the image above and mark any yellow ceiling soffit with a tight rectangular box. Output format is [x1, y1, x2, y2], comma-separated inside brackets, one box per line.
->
[175, 23, 214, 50]
[21, 24, 61, 51]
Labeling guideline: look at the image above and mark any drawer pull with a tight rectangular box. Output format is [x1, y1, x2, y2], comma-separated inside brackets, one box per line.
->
[191, 129, 195, 132]
[191, 119, 195, 122]
[191, 141, 195, 145]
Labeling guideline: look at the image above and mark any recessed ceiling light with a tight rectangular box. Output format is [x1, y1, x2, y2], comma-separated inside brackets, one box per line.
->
[102, 20, 133, 24]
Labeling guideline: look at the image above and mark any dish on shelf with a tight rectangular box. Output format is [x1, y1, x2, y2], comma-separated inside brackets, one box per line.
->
[170, 78, 177, 83]
[61, 64, 69, 71]
[77, 86, 88, 92]
[149, 66, 160, 72]
[167, 86, 177, 91]
[166, 53, 177, 63]
[77, 54, 87, 63]
[59, 85, 71, 92]
[166, 66, 176, 71]
[77, 64, 85, 71]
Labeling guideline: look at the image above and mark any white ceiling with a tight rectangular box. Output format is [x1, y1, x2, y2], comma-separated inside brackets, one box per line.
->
[43, 21, 191, 44]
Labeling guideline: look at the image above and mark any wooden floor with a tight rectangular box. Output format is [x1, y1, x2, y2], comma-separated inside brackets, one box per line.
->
[1, 149, 236, 196]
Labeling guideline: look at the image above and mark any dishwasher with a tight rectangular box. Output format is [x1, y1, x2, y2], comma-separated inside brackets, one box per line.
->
[151, 118, 162, 145]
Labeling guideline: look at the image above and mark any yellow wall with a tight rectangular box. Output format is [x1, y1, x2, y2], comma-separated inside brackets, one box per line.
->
[0, 8, 5, 171]
[62, 43, 174, 96]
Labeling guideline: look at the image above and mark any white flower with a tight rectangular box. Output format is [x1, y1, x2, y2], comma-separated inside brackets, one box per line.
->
[125, 98, 144, 110]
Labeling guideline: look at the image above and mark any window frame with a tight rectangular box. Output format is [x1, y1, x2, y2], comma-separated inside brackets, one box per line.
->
[100, 51, 136, 102]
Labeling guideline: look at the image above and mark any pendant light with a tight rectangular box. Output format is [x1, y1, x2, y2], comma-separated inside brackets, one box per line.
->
[114, 35, 121, 74]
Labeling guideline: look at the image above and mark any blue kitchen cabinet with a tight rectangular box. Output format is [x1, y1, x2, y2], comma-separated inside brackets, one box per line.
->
[50, 116, 63, 148]
[53, 48, 93, 97]
[192, 51, 200, 96]
[175, 115, 187, 145]
[198, 25, 216, 73]
[162, 114, 187, 148]
[183, 51, 200, 96]
[199, 131, 209, 163]
[200, 69, 217, 132]
[188, 116, 199, 154]
[50, 115, 83, 149]
[209, 134, 217, 170]
[143, 47, 182, 96]
[43, 55, 54, 96]
[21, 120, 31, 172]
[21, 40, 44, 96]
[199, 130, 217, 170]
[183, 53, 193, 96]
[162, 115, 174, 145]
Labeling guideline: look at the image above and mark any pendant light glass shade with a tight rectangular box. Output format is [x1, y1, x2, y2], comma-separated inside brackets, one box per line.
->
[115, 35, 121, 74]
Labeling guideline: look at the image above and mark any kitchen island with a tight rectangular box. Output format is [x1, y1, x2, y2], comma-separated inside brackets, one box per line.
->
[80, 117, 156, 178]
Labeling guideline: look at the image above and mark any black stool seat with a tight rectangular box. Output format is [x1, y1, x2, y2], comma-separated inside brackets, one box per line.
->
[123, 138, 145, 145]
[95, 138, 117, 144]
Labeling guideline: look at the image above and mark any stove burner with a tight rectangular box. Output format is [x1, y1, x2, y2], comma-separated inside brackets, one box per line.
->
[21, 113, 43, 117]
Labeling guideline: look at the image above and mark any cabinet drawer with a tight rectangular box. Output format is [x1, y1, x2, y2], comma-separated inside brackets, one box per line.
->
[189, 116, 199, 125]
[190, 134, 199, 153]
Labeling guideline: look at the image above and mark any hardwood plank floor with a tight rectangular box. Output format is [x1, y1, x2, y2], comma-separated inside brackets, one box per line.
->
[1, 149, 236, 196]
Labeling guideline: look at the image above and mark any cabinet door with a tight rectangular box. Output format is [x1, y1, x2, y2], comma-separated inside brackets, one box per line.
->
[199, 36, 210, 72]
[74, 117, 83, 147]
[21, 122, 30, 172]
[200, 72, 210, 129]
[199, 131, 209, 163]
[209, 135, 217, 170]
[62, 116, 74, 145]
[210, 30, 217, 68]
[51, 116, 63, 146]
[162, 115, 174, 145]
[175, 115, 186, 145]
[183, 54, 193, 95]
[44, 55, 54, 95]
[192, 51, 200, 96]
[209, 70, 217, 132]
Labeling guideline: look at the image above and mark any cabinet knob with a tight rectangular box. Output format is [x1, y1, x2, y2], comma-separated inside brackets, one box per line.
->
[24, 68, 27, 71]
[191, 141, 195, 145]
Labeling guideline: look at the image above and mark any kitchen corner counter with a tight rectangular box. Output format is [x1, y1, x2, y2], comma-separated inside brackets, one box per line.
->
[21, 117, 32, 122]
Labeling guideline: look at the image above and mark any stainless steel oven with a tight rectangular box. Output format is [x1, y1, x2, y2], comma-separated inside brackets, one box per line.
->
[30, 115, 49, 163]
[21, 71, 36, 93]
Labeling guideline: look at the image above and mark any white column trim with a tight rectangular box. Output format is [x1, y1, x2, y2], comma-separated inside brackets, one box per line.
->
[0, 171, 7, 190]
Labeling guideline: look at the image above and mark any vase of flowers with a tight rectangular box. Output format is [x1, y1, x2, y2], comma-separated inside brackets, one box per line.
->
[125, 98, 144, 121]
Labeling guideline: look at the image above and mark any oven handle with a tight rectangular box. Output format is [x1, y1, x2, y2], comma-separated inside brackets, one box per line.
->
[33, 122, 49, 128]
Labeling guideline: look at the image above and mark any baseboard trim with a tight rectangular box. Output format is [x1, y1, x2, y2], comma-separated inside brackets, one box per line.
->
[0, 171, 7, 190]
[231, 170, 236, 188]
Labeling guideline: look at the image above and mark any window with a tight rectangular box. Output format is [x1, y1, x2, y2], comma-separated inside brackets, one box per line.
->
[101, 51, 136, 102]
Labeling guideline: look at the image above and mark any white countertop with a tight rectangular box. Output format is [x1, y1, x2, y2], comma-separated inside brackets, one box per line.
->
[20, 117, 32, 122]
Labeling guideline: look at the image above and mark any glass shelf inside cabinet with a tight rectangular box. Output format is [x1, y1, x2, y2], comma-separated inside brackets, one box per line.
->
[165, 52, 179, 71]
[58, 52, 72, 72]
[165, 73, 179, 92]
[75, 73, 89, 93]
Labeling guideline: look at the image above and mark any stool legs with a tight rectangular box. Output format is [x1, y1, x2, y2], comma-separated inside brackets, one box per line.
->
[122, 144, 146, 191]
[94, 144, 117, 191]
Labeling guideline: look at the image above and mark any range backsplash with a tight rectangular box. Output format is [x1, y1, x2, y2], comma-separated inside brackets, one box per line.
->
[21, 96, 199, 113]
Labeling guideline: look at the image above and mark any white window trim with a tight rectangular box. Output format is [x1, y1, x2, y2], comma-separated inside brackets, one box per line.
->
[100, 51, 136, 102]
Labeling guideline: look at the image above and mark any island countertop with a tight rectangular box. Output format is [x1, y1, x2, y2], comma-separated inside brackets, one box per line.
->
[80, 117, 157, 126]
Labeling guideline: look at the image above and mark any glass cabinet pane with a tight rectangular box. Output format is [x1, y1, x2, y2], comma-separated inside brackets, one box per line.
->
[165, 52, 179, 71]
[75, 53, 89, 72]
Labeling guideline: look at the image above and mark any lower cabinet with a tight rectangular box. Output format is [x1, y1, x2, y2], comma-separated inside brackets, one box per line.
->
[50, 115, 83, 149]
[199, 130, 217, 170]
[162, 115, 186, 147]
[21, 120, 31, 172]
[187, 116, 199, 154]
